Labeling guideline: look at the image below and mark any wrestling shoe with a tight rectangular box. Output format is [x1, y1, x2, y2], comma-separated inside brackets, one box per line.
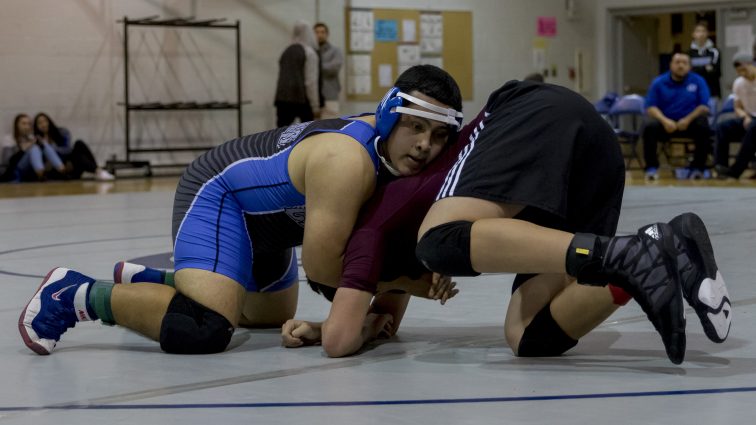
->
[18, 268, 95, 355]
[669, 213, 731, 343]
[605, 223, 687, 364]
[569, 223, 687, 363]
[113, 261, 165, 284]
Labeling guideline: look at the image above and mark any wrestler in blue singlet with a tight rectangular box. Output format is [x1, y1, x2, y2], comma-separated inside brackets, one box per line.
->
[172, 118, 380, 292]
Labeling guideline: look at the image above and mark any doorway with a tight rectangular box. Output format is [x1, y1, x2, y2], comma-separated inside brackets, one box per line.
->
[611, 3, 756, 97]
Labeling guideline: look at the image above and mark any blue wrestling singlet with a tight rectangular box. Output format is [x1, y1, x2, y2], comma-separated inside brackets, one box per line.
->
[171, 118, 380, 292]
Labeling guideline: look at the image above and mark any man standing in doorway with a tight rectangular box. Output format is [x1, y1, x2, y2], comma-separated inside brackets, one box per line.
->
[314, 23, 344, 119]
[689, 21, 721, 100]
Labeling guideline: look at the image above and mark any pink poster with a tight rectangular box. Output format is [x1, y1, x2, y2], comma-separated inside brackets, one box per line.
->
[537, 16, 557, 37]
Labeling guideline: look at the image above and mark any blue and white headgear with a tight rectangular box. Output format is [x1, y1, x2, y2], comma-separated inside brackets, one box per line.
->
[374, 87, 464, 175]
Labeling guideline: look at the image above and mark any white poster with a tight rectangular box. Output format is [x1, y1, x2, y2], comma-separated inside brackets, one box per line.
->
[347, 54, 372, 95]
[398, 44, 421, 75]
[402, 19, 416, 42]
[532, 48, 546, 72]
[350, 10, 374, 52]
[378, 64, 393, 87]
[420, 13, 443, 54]
[347, 54, 371, 75]
[725, 24, 753, 52]
[398, 44, 421, 65]
[348, 75, 371, 95]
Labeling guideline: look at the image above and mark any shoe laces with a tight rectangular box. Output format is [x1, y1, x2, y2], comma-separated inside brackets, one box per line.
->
[604, 234, 673, 308]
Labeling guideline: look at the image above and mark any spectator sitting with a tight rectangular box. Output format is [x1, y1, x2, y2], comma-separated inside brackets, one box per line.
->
[716, 53, 756, 179]
[1, 114, 67, 182]
[643, 52, 711, 180]
[33, 113, 114, 181]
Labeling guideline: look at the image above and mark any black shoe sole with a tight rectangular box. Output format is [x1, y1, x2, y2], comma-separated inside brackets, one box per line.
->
[669, 213, 731, 343]
[656, 287, 687, 365]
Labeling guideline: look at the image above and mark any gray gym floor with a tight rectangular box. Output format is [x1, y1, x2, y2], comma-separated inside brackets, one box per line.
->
[0, 184, 753, 424]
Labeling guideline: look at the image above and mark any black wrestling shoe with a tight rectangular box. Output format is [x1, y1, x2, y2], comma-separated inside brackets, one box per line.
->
[601, 223, 687, 364]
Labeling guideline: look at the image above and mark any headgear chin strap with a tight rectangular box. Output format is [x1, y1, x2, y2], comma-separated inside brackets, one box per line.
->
[373, 136, 402, 176]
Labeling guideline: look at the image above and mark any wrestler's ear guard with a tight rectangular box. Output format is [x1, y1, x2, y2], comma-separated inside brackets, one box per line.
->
[375, 87, 464, 140]
[375, 87, 404, 139]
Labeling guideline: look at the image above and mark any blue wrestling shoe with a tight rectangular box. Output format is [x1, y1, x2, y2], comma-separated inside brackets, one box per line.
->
[113, 261, 165, 284]
[669, 213, 731, 343]
[18, 268, 96, 355]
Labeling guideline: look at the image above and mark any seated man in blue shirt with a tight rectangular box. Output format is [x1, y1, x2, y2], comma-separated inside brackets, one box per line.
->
[643, 52, 711, 180]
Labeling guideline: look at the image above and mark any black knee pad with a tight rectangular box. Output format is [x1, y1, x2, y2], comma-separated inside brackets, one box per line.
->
[160, 293, 234, 354]
[416, 221, 480, 276]
[517, 304, 578, 357]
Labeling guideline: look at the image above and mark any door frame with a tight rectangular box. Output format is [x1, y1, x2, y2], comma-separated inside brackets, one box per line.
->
[601, 1, 754, 97]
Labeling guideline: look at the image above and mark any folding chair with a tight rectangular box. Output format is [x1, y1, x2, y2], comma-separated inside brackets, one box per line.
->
[607, 94, 645, 169]
[593, 92, 619, 120]
[663, 97, 727, 168]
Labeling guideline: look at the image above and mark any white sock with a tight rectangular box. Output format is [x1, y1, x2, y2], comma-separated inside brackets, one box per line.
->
[73, 283, 94, 321]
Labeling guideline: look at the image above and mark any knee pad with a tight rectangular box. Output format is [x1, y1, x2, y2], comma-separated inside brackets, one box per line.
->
[416, 221, 480, 276]
[160, 293, 234, 354]
[517, 304, 577, 357]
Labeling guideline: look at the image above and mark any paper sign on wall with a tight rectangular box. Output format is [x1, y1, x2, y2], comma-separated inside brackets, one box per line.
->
[347, 54, 371, 95]
[725, 24, 754, 53]
[532, 48, 546, 72]
[420, 13, 443, 54]
[375, 20, 398, 42]
[350, 10, 374, 52]
[378, 64, 393, 87]
[402, 19, 416, 42]
[398, 44, 421, 75]
[537, 16, 557, 37]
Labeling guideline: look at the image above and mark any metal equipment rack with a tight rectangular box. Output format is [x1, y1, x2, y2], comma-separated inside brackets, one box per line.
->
[108, 15, 245, 176]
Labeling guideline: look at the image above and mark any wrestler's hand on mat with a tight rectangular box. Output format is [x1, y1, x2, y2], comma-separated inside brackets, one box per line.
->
[281, 320, 322, 347]
[364, 313, 394, 340]
[428, 273, 459, 305]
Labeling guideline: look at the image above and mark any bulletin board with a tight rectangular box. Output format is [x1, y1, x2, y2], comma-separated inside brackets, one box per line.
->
[345, 8, 473, 101]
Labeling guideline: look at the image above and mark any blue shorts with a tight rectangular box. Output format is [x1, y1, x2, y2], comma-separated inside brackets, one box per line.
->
[171, 117, 380, 292]
[173, 178, 299, 292]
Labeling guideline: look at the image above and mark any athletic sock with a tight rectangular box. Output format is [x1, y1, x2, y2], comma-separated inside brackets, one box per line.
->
[608, 284, 632, 305]
[139, 266, 174, 287]
[88, 281, 116, 325]
[163, 270, 175, 287]
[73, 282, 96, 321]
